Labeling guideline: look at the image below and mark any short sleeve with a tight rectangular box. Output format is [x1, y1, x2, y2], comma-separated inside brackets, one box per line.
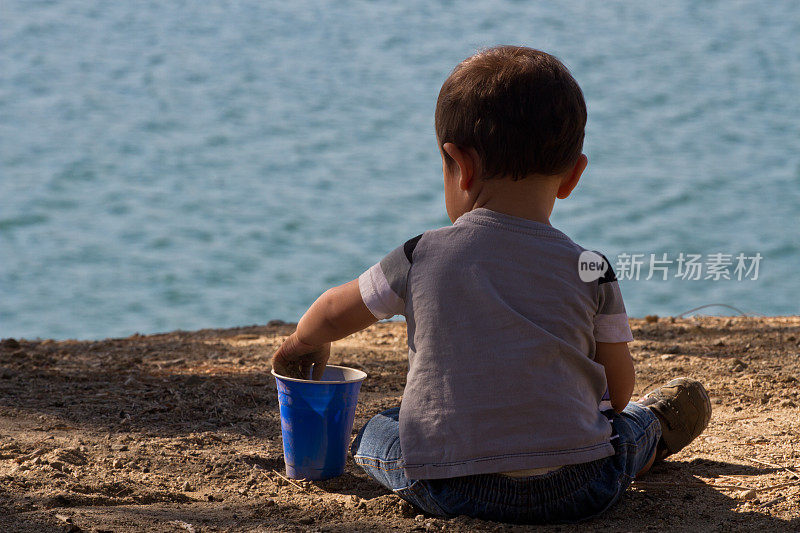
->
[357, 235, 421, 319]
[594, 258, 634, 343]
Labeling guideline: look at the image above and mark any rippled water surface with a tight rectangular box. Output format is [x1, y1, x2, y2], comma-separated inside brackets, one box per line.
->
[2, 1, 799, 339]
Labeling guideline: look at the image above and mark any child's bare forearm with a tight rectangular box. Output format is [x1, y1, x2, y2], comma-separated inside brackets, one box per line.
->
[595, 341, 635, 413]
[294, 279, 378, 346]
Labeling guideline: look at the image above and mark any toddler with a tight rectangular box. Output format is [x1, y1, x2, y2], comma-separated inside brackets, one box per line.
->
[272, 46, 711, 523]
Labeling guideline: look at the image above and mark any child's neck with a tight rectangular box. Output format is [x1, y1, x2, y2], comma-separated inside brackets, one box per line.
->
[470, 176, 560, 225]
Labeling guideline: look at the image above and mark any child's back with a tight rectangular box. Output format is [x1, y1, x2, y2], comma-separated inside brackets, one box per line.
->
[360, 208, 631, 478]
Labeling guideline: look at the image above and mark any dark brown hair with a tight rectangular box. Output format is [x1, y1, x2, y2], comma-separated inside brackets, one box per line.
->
[435, 46, 586, 180]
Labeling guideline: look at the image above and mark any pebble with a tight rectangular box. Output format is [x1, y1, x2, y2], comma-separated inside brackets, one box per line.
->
[182, 481, 192, 491]
[0, 338, 20, 349]
[781, 400, 797, 408]
[738, 489, 757, 501]
[112, 458, 124, 469]
[414, 514, 425, 522]
[264, 498, 276, 507]
[645, 315, 659, 323]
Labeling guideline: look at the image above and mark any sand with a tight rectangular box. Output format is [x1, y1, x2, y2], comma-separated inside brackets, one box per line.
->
[1, 316, 799, 532]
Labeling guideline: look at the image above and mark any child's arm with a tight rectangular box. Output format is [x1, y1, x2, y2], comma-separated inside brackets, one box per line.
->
[595, 341, 635, 413]
[272, 279, 378, 380]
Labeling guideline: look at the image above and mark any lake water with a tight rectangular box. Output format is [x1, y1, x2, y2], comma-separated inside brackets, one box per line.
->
[2, 1, 799, 340]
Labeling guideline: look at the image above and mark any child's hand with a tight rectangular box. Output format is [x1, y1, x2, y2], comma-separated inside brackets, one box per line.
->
[271, 332, 330, 380]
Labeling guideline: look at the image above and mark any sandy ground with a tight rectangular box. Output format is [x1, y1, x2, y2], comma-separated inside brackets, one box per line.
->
[1, 316, 799, 532]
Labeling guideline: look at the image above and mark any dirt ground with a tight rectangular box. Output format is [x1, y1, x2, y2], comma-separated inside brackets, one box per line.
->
[1, 316, 799, 532]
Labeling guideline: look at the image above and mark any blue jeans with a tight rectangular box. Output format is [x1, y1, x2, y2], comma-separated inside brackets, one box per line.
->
[351, 403, 661, 524]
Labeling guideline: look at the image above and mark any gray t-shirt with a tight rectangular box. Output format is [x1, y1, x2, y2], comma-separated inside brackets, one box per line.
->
[358, 208, 633, 479]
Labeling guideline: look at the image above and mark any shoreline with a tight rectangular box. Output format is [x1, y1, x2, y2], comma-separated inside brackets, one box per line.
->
[3, 314, 798, 345]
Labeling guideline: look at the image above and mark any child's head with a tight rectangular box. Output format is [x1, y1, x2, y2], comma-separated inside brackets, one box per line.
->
[435, 46, 586, 182]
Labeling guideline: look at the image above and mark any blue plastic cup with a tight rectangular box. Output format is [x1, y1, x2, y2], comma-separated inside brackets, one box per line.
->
[272, 364, 367, 480]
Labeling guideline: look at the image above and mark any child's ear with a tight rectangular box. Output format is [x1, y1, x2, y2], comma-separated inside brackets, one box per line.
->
[442, 143, 476, 190]
[556, 154, 588, 199]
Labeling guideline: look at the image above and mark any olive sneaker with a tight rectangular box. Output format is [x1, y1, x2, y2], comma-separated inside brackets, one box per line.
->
[640, 377, 712, 461]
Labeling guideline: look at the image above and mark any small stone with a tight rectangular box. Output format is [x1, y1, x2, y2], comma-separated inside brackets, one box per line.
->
[414, 514, 425, 522]
[781, 400, 797, 408]
[738, 489, 757, 501]
[298, 517, 314, 525]
[111, 444, 128, 452]
[112, 458, 124, 469]
[665, 345, 681, 354]
[714, 339, 726, 347]
[645, 315, 659, 324]
[731, 359, 747, 372]
[661, 354, 675, 361]
[264, 498, 276, 507]
[0, 338, 20, 350]
[182, 481, 192, 491]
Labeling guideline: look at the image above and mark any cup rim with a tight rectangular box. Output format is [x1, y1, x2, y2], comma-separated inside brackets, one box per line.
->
[271, 364, 367, 384]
